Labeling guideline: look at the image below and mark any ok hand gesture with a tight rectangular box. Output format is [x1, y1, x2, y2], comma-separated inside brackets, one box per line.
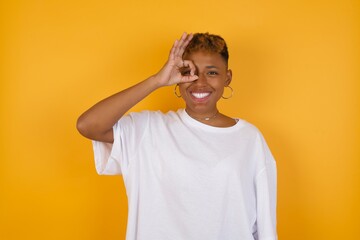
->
[154, 33, 199, 86]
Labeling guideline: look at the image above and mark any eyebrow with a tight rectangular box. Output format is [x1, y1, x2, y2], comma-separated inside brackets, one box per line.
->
[205, 65, 218, 69]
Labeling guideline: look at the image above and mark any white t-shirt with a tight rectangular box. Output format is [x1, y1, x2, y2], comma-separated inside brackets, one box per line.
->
[92, 109, 277, 240]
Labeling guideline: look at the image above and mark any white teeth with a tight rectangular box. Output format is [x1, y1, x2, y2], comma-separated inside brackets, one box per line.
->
[191, 92, 210, 99]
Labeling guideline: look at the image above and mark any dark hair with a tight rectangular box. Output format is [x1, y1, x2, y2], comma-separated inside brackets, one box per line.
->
[183, 32, 229, 65]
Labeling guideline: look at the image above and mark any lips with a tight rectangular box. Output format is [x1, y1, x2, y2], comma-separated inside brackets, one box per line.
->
[191, 92, 210, 99]
[189, 91, 212, 103]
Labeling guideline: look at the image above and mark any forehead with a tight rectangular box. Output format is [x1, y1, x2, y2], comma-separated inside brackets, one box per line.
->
[183, 51, 227, 68]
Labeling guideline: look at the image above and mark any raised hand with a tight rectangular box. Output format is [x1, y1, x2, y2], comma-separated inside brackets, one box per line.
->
[154, 33, 199, 86]
[77, 33, 199, 143]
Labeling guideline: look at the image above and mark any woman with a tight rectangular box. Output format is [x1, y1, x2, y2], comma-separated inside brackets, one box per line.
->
[77, 32, 278, 240]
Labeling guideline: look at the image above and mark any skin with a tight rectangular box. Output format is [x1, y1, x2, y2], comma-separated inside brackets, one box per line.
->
[77, 33, 235, 143]
[180, 51, 234, 127]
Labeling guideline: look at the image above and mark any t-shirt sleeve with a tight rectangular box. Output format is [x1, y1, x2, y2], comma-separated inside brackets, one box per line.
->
[91, 111, 150, 175]
[254, 134, 278, 240]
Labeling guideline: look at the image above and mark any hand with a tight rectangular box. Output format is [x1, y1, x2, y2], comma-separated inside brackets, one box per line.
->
[154, 32, 199, 86]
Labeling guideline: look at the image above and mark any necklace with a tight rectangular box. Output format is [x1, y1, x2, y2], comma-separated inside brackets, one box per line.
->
[187, 110, 219, 121]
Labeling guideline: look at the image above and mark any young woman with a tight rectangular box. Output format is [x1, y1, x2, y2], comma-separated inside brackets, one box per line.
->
[77, 32, 278, 240]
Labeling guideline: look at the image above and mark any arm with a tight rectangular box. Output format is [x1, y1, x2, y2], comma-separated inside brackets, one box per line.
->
[76, 33, 198, 143]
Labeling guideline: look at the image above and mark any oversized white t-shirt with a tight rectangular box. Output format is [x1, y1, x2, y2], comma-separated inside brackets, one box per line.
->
[92, 109, 277, 240]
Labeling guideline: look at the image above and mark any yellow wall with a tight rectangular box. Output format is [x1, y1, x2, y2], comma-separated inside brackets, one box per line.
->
[1, 0, 359, 239]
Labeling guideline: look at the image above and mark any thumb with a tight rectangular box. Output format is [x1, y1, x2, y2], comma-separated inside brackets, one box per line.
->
[181, 74, 198, 83]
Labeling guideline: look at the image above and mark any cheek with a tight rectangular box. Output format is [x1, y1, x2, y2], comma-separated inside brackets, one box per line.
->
[178, 83, 190, 94]
[212, 78, 228, 88]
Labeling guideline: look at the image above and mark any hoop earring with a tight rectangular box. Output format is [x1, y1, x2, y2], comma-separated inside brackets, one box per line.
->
[174, 84, 182, 98]
[222, 85, 233, 99]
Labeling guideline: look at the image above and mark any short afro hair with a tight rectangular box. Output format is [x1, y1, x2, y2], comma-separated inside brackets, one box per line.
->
[183, 32, 229, 65]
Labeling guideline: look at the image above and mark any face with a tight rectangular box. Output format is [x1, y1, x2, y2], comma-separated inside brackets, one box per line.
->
[180, 51, 232, 116]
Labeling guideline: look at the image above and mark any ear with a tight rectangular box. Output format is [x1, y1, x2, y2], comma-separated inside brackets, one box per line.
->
[225, 69, 232, 86]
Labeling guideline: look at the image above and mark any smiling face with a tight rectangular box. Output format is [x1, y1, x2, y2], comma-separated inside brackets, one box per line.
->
[179, 50, 232, 118]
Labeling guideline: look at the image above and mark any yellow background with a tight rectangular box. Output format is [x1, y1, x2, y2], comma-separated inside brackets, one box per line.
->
[1, 0, 359, 239]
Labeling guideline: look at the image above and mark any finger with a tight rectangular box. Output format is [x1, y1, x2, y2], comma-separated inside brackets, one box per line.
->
[175, 33, 190, 57]
[174, 32, 188, 56]
[169, 39, 179, 60]
[178, 33, 193, 57]
[181, 74, 199, 83]
[183, 60, 197, 76]
[176, 59, 185, 68]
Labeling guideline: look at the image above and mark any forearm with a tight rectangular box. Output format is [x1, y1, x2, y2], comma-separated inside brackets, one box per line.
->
[77, 75, 161, 142]
[77, 33, 196, 143]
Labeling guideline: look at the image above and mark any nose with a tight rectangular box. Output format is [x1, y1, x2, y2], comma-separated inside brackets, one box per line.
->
[194, 72, 207, 85]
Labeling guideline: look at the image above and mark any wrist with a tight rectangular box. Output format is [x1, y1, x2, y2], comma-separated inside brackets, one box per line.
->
[149, 74, 167, 89]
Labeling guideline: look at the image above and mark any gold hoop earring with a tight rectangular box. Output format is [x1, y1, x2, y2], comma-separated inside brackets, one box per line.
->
[174, 84, 182, 98]
[222, 85, 233, 99]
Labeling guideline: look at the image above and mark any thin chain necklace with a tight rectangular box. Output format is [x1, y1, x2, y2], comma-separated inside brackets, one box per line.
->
[187, 110, 219, 121]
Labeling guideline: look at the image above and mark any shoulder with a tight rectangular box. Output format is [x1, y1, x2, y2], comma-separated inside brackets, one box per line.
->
[122, 109, 181, 124]
[234, 118, 264, 139]
[128, 109, 179, 119]
[240, 121, 276, 164]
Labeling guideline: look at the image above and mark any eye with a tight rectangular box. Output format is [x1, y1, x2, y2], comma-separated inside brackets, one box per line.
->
[208, 71, 218, 76]
[181, 70, 191, 76]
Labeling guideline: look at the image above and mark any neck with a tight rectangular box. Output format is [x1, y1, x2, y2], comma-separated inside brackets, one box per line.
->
[186, 109, 219, 121]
